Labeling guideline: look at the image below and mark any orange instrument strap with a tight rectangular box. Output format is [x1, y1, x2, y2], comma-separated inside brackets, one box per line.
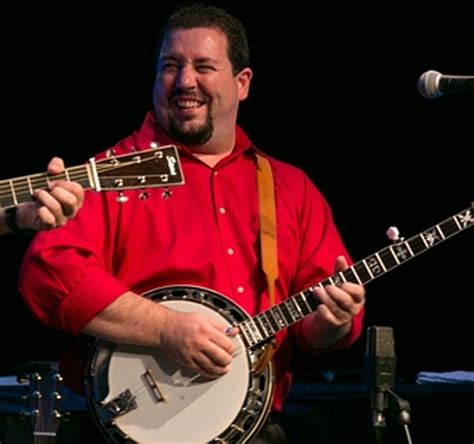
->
[254, 154, 278, 375]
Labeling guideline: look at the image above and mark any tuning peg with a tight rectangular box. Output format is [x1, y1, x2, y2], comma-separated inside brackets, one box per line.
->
[386, 226, 403, 243]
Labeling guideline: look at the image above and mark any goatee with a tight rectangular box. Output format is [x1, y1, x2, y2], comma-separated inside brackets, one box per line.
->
[169, 114, 214, 146]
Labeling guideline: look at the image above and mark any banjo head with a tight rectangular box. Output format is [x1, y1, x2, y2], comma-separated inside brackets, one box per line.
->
[86, 285, 275, 443]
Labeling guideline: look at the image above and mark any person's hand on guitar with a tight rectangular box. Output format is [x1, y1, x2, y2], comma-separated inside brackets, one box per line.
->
[13, 157, 84, 232]
[302, 255, 366, 349]
[160, 310, 238, 379]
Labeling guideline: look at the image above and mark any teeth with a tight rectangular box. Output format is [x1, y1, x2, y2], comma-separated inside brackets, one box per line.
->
[176, 100, 201, 108]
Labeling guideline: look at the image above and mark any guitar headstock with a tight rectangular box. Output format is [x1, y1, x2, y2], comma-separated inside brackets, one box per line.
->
[93, 144, 185, 191]
[18, 362, 65, 442]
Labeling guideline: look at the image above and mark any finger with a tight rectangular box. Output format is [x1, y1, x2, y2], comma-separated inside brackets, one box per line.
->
[194, 351, 231, 378]
[33, 189, 65, 226]
[209, 325, 236, 355]
[35, 206, 57, 229]
[49, 180, 85, 206]
[340, 282, 366, 304]
[314, 286, 353, 320]
[334, 255, 349, 272]
[49, 186, 82, 218]
[46, 157, 65, 175]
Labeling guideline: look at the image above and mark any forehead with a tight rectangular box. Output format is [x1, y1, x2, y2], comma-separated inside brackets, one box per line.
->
[159, 27, 229, 60]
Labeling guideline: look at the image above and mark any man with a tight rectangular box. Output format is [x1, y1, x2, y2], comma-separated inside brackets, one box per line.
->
[19, 4, 365, 443]
[0, 157, 84, 236]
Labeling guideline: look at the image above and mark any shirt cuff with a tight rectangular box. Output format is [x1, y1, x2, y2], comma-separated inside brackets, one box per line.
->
[55, 268, 130, 334]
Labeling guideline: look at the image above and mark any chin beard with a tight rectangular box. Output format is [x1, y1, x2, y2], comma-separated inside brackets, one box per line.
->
[168, 114, 214, 146]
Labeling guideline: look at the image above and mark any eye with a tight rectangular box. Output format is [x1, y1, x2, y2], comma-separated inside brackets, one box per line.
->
[196, 65, 216, 73]
[160, 62, 179, 72]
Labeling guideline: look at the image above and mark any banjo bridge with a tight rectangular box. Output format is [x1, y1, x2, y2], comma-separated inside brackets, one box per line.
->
[143, 368, 167, 403]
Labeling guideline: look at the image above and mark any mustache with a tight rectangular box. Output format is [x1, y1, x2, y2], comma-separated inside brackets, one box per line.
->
[171, 88, 208, 103]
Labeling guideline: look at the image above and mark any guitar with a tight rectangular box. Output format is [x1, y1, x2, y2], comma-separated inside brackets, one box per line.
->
[86, 204, 473, 443]
[19, 362, 65, 444]
[0, 144, 184, 210]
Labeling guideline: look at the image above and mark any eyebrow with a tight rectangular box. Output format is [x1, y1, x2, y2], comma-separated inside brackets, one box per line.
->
[159, 55, 220, 65]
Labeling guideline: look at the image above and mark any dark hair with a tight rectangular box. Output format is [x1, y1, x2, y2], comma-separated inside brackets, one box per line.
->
[157, 3, 250, 75]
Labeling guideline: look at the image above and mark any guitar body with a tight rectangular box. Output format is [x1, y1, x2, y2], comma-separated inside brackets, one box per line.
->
[86, 286, 275, 444]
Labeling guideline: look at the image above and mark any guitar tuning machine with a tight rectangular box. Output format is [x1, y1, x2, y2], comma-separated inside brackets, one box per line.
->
[116, 192, 129, 204]
[386, 226, 404, 243]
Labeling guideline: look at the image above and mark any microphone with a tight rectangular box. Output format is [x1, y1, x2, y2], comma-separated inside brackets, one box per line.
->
[417, 70, 474, 98]
[364, 326, 397, 442]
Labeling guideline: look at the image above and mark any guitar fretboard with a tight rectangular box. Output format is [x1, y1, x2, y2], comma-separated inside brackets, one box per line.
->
[0, 166, 92, 209]
[239, 205, 474, 348]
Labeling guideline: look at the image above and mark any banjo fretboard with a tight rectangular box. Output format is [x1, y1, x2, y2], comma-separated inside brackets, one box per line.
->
[239, 204, 474, 348]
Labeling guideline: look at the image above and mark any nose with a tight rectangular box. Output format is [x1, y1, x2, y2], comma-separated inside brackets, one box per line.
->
[176, 65, 197, 89]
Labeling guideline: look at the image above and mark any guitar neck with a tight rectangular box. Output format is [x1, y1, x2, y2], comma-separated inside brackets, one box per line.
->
[0, 165, 92, 209]
[0, 145, 185, 210]
[239, 205, 474, 348]
[34, 434, 57, 444]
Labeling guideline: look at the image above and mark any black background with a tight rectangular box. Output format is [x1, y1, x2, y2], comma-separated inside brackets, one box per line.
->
[0, 1, 473, 384]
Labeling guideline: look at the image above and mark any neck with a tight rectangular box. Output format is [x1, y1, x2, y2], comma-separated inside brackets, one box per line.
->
[187, 132, 235, 167]
[191, 148, 233, 168]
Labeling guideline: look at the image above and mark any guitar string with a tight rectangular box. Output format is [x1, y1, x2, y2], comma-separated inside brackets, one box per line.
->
[105, 344, 245, 411]
[0, 162, 171, 200]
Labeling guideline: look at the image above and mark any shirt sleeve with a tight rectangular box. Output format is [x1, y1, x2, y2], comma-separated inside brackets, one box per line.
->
[288, 172, 364, 354]
[18, 190, 129, 335]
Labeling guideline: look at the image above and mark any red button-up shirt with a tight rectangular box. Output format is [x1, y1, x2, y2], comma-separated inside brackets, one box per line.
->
[19, 112, 363, 411]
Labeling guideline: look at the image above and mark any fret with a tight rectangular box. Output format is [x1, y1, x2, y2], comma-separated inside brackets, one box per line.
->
[404, 240, 414, 257]
[440, 218, 460, 237]
[278, 302, 295, 325]
[343, 267, 362, 285]
[247, 320, 263, 343]
[327, 276, 336, 285]
[269, 306, 288, 329]
[435, 225, 445, 240]
[12, 178, 35, 205]
[27, 176, 33, 195]
[387, 245, 401, 265]
[254, 314, 270, 338]
[453, 214, 463, 230]
[364, 255, 385, 278]
[9, 181, 18, 205]
[379, 248, 399, 270]
[407, 236, 425, 256]
[375, 253, 388, 272]
[362, 259, 375, 280]
[294, 293, 312, 316]
[239, 321, 256, 347]
[419, 232, 430, 248]
[285, 298, 304, 321]
[422, 228, 443, 248]
[390, 242, 412, 263]
[264, 309, 280, 332]
[303, 289, 320, 311]
[260, 312, 277, 336]
[354, 262, 371, 284]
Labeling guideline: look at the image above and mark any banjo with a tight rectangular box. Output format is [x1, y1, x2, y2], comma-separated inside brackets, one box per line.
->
[85, 204, 473, 443]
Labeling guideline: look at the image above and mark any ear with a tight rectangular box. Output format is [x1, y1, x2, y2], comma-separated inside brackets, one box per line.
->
[236, 67, 253, 101]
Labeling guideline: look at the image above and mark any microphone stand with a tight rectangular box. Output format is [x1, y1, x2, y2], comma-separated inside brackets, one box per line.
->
[386, 387, 413, 444]
[372, 386, 413, 444]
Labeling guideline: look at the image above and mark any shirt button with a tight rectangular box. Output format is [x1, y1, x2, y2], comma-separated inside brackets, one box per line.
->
[237, 286, 244, 294]
[227, 248, 234, 255]
[219, 207, 226, 214]
[150, 141, 158, 148]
